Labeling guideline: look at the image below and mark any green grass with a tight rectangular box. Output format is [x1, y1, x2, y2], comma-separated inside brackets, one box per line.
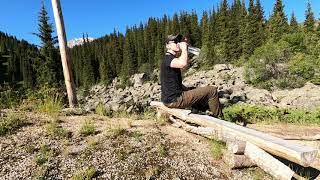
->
[145, 166, 161, 179]
[35, 144, 53, 166]
[131, 131, 143, 141]
[108, 126, 127, 138]
[95, 102, 109, 116]
[138, 108, 157, 120]
[111, 111, 131, 118]
[71, 166, 97, 180]
[45, 120, 70, 138]
[243, 167, 273, 180]
[0, 87, 22, 109]
[79, 119, 96, 136]
[209, 139, 225, 160]
[223, 104, 320, 125]
[157, 144, 168, 157]
[0, 113, 27, 136]
[36, 94, 63, 119]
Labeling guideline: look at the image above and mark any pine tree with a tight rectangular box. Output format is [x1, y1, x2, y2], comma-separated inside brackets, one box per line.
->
[189, 11, 201, 47]
[207, 6, 218, 64]
[255, 0, 266, 43]
[304, 1, 315, 32]
[172, 13, 180, 34]
[34, 1, 62, 87]
[290, 11, 299, 33]
[238, 0, 247, 56]
[268, 0, 289, 41]
[216, 0, 229, 45]
[216, 0, 232, 62]
[226, 0, 242, 61]
[81, 34, 95, 87]
[243, 0, 262, 59]
[121, 28, 136, 78]
[200, 11, 209, 48]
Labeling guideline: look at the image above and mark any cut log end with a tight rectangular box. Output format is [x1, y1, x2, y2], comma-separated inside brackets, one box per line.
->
[301, 151, 319, 167]
[227, 141, 246, 155]
[223, 151, 256, 169]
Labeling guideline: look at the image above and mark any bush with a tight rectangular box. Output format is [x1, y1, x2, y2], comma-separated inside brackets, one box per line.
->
[223, 104, 280, 124]
[245, 39, 292, 88]
[289, 53, 315, 80]
[245, 33, 320, 89]
[281, 32, 306, 53]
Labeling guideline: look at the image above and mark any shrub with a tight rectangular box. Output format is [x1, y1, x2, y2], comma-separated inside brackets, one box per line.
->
[289, 53, 315, 80]
[281, 32, 306, 53]
[245, 39, 292, 87]
[223, 104, 279, 124]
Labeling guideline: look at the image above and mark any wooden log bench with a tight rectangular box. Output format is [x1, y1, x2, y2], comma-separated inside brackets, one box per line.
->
[150, 101, 318, 180]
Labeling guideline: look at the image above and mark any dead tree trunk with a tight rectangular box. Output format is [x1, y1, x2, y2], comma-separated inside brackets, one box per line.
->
[51, 0, 77, 108]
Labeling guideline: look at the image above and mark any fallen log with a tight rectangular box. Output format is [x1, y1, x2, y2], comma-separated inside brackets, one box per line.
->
[150, 101, 318, 167]
[280, 134, 320, 141]
[244, 142, 303, 180]
[151, 101, 191, 120]
[168, 116, 217, 139]
[223, 151, 256, 169]
[187, 114, 318, 167]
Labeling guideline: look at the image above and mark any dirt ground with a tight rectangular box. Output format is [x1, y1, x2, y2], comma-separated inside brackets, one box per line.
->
[0, 110, 319, 179]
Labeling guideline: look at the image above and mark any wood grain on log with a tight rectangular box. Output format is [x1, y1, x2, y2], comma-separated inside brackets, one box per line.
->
[244, 142, 295, 180]
[223, 151, 256, 169]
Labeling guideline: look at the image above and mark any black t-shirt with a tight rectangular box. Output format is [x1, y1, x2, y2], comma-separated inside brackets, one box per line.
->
[160, 53, 183, 104]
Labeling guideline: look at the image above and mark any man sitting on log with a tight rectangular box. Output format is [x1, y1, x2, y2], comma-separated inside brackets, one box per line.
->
[160, 34, 223, 118]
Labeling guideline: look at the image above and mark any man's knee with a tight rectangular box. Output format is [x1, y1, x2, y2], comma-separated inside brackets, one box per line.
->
[207, 86, 218, 97]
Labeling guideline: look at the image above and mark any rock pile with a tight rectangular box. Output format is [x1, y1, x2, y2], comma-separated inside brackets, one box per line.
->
[81, 64, 320, 113]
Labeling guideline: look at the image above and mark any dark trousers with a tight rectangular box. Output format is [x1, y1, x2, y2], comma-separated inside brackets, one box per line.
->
[165, 86, 223, 118]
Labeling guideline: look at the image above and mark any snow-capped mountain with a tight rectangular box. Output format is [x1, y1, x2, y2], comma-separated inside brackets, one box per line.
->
[67, 37, 94, 48]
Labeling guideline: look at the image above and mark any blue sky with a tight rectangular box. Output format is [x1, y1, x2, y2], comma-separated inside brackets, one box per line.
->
[1, 0, 319, 45]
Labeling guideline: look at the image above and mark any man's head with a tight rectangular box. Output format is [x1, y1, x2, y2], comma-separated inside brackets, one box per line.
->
[166, 34, 183, 52]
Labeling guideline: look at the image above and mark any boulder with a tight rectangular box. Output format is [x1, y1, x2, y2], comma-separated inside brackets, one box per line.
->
[132, 73, 148, 87]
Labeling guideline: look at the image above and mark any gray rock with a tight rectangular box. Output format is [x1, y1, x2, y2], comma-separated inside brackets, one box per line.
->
[132, 73, 148, 87]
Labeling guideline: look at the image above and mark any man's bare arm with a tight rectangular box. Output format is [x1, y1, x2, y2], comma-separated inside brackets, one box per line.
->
[170, 42, 188, 69]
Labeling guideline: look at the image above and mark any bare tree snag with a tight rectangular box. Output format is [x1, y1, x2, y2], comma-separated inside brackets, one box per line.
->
[51, 0, 77, 108]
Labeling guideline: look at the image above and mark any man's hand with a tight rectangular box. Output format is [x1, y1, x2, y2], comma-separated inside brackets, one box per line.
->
[178, 42, 188, 52]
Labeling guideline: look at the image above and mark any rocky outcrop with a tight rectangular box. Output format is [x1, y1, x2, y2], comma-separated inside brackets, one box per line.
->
[80, 64, 320, 113]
